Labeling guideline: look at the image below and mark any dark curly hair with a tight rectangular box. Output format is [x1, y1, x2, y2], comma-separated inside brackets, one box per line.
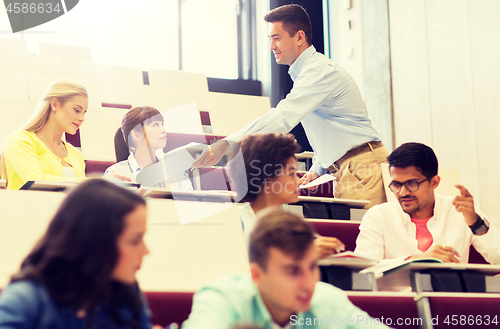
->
[387, 142, 438, 179]
[227, 133, 301, 202]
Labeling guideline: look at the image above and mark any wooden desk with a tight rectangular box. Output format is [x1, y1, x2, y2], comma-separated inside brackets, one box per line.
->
[0, 190, 248, 292]
[374, 262, 500, 329]
[285, 196, 368, 221]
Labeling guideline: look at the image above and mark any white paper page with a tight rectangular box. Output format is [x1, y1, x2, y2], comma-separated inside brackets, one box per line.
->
[299, 174, 336, 189]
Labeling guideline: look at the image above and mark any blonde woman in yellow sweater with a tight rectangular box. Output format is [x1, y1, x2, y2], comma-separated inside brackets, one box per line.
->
[1, 79, 88, 190]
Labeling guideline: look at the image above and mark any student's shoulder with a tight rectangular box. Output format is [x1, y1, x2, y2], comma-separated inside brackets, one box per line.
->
[194, 273, 256, 305]
[0, 279, 47, 309]
[312, 281, 350, 305]
[104, 160, 131, 175]
[1, 279, 44, 298]
[6, 130, 36, 145]
[201, 273, 254, 294]
[363, 200, 401, 219]
[309, 282, 371, 319]
[0, 280, 59, 327]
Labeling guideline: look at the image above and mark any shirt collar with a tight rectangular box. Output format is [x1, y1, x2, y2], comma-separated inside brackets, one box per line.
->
[128, 153, 142, 173]
[251, 279, 305, 328]
[288, 45, 316, 81]
[252, 283, 274, 325]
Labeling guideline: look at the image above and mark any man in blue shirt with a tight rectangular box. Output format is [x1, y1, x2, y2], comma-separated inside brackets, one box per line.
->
[182, 210, 389, 329]
[194, 4, 389, 208]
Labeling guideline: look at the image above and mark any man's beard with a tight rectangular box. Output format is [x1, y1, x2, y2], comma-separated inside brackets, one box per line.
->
[398, 196, 420, 215]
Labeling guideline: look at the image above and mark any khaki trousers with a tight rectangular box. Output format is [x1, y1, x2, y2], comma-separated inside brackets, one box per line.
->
[330, 141, 390, 208]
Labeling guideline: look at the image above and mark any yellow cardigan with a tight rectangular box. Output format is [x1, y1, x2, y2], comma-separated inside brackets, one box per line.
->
[3, 130, 86, 190]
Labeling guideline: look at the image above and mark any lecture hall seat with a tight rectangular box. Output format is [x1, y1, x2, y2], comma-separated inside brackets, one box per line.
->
[143, 291, 421, 329]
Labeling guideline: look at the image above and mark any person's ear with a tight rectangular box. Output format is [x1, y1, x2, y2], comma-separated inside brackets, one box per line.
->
[131, 131, 143, 143]
[431, 175, 441, 190]
[250, 262, 264, 287]
[50, 97, 59, 112]
[296, 30, 306, 46]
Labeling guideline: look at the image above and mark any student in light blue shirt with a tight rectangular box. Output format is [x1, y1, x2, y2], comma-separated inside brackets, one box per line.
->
[182, 210, 389, 329]
[193, 4, 389, 208]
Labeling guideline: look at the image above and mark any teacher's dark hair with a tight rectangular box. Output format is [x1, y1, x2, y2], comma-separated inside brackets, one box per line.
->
[264, 4, 313, 45]
[12, 179, 146, 328]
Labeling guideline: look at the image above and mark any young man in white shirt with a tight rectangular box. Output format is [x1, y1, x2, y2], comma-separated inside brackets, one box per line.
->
[194, 4, 388, 208]
[355, 142, 500, 264]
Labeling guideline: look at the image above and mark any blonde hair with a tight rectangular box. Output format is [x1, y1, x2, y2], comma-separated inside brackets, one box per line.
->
[23, 79, 88, 133]
[0, 79, 88, 187]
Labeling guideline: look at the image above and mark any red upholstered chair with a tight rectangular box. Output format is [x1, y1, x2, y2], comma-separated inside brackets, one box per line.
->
[468, 245, 487, 264]
[427, 295, 499, 328]
[348, 294, 420, 329]
[65, 130, 81, 148]
[309, 220, 360, 252]
[144, 291, 194, 327]
[85, 160, 116, 175]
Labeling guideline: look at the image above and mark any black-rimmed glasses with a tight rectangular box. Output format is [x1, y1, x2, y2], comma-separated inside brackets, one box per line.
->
[388, 177, 431, 194]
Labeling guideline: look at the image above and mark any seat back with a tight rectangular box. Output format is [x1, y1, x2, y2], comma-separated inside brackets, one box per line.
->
[145, 291, 194, 327]
[309, 220, 360, 251]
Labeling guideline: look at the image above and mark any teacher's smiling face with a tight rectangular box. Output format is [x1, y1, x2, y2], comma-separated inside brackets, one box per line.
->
[268, 21, 301, 66]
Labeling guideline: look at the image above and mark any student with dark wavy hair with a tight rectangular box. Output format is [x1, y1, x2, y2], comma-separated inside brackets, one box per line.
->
[105, 106, 192, 190]
[0, 179, 162, 329]
[227, 133, 344, 258]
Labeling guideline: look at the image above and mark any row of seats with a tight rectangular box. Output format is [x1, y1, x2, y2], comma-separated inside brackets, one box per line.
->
[139, 291, 500, 329]
[144, 291, 421, 329]
[0, 285, 495, 329]
[0, 38, 272, 163]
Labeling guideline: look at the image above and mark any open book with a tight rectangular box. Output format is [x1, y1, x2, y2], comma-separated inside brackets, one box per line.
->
[361, 257, 443, 278]
[318, 251, 378, 269]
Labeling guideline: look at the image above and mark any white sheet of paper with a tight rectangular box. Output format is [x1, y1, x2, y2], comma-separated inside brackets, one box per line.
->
[299, 174, 335, 189]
